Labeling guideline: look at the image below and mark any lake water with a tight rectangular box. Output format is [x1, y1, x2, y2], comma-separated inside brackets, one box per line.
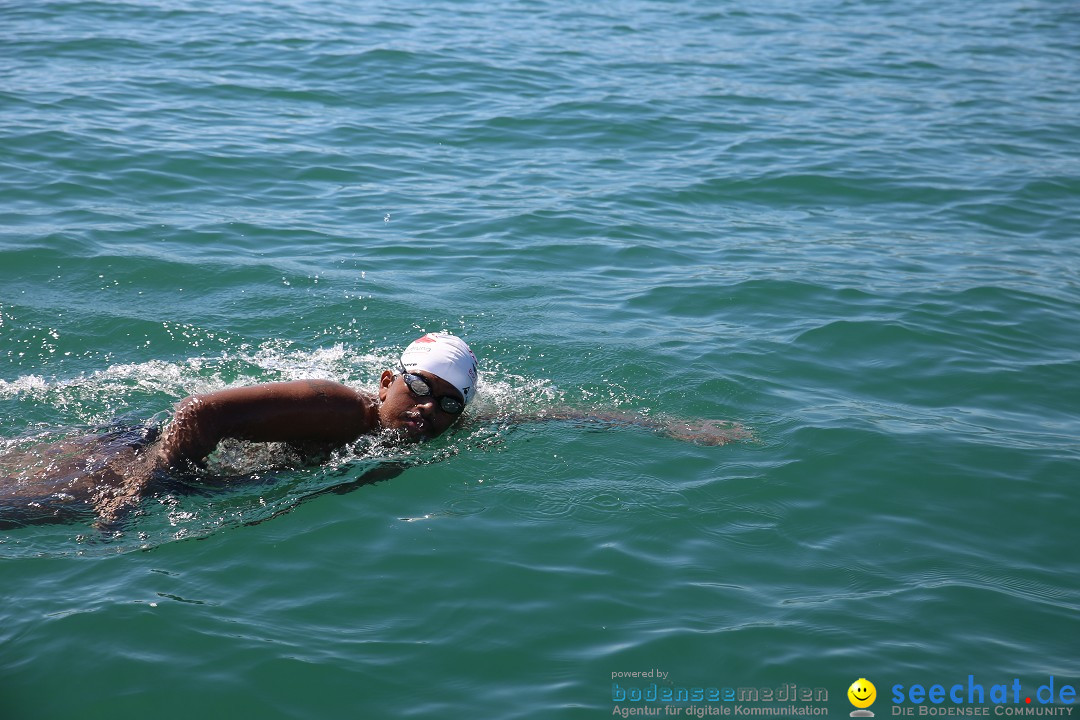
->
[2, 0, 1078, 718]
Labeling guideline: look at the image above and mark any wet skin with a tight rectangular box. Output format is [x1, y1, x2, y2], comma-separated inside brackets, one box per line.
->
[157, 375, 464, 468]
[3, 372, 748, 530]
[376, 370, 464, 441]
[2, 374, 466, 528]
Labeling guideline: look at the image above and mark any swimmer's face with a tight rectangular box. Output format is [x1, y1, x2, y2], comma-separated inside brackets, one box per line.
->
[377, 369, 464, 441]
[848, 679, 876, 709]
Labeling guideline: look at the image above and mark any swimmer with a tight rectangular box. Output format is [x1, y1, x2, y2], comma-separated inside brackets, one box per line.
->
[1, 332, 747, 529]
[155, 331, 480, 466]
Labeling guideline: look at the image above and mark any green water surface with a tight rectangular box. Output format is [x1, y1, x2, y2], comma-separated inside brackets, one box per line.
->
[2, 0, 1078, 718]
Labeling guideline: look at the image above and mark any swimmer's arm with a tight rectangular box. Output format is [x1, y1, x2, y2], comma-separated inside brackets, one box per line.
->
[154, 380, 379, 468]
[491, 408, 750, 446]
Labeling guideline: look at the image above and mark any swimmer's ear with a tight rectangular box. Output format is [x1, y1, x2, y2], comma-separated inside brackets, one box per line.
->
[378, 370, 395, 402]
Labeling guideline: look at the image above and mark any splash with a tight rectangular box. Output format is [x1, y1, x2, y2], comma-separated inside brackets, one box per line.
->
[0, 340, 569, 557]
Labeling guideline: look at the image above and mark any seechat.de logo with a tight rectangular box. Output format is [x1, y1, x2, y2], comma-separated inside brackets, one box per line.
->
[848, 678, 877, 717]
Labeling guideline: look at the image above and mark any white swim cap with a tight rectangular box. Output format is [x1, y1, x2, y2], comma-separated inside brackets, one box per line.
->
[399, 332, 479, 405]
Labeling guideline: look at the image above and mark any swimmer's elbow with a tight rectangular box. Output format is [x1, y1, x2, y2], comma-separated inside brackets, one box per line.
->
[157, 394, 221, 467]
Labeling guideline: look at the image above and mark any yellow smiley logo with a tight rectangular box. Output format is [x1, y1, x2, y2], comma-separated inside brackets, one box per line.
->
[848, 678, 877, 709]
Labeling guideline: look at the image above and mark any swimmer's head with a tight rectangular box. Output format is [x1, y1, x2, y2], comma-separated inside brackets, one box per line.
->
[399, 332, 479, 406]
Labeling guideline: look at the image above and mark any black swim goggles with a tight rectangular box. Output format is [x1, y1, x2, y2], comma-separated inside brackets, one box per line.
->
[399, 366, 466, 414]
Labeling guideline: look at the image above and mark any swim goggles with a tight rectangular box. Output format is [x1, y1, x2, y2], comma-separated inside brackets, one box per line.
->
[399, 367, 466, 414]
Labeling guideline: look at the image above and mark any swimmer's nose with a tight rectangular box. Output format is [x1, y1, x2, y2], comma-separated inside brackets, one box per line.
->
[413, 395, 437, 416]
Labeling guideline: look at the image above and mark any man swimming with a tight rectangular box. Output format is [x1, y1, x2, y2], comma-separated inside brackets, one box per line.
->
[155, 331, 478, 468]
[1, 332, 478, 528]
[1, 332, 745, 529]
